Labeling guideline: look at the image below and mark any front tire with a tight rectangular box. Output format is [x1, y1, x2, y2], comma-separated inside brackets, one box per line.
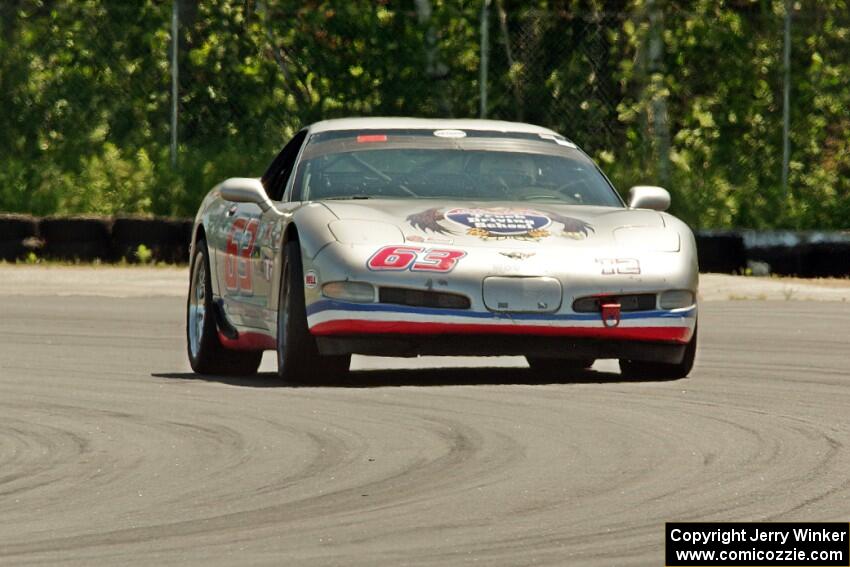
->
[186, 238, 262, 375]
[277, 240, 350, 382]
[619, 325, 697, 380]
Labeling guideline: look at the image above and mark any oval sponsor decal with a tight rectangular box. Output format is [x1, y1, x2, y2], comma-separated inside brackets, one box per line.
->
[445, 208, 552, 236]
[433, 129, 467, 139]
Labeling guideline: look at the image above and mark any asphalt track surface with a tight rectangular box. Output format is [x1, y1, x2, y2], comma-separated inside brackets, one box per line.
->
[1, 293, 850, 565]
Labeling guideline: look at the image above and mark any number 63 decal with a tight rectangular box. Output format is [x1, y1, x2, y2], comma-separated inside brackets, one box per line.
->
[367, 245, 466, 273]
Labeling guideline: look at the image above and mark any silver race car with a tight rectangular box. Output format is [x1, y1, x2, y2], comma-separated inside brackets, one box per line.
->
[186, 118, 698, 379]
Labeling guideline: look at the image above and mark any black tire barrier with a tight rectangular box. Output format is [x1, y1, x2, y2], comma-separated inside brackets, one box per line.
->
[111, 217, 172, 262]
[804, 242, 850, 278]
[746, 245, 807, 276]
[176, 219, 194, 264]
[742, 231, 850, 277]
[39, 217, 112, 261]
[3, 215, 850, 276]
[0, 241, 31, 261]
[0, 214, 40, 261]
[111, 217, 190, 263]
[695, 231, 746, 274]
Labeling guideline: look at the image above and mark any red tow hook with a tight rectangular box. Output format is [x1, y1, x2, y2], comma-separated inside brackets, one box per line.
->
[601, 302, 621, 328]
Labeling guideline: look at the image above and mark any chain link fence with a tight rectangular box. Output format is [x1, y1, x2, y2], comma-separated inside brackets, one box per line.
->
[1, 1, 848, 229]
[484, 7, 629, 154]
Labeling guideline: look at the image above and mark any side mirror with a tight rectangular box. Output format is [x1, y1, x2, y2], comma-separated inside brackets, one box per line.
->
[220, 178, 274, 212]
[628, 185, 671, 211]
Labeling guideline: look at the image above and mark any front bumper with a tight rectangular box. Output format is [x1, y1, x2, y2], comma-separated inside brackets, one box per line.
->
[308, 299, 696, 343]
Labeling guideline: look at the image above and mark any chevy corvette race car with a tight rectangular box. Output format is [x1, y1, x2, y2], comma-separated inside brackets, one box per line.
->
[186, 118, 698, 379]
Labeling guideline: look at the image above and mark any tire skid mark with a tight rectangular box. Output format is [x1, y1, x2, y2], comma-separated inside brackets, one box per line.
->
[0, 415, 480, 558]
[2, 298, 850, 566]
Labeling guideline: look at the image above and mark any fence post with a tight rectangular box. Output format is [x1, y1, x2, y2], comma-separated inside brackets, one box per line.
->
[170, 0, 179, 168]
[781, 0, 792, 201]
[494, 0, 522, 121]
[647, 0, 670, 186]
[479, 0, 491, 118]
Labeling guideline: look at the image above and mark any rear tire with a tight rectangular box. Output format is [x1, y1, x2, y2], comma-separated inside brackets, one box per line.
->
[186, 238, 262, 376]
[619, 325, 697, 380]
[277, 240, 350, 382]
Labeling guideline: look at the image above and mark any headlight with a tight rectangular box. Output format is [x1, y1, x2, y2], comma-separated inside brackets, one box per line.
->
[322, 281, 376, 303]
[659, 290, 695, 309]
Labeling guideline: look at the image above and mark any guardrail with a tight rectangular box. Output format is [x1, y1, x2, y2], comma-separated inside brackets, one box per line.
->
[1, 214, 848, 276]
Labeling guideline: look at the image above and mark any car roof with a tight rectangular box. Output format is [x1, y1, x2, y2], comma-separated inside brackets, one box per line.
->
[307, 117, 563, 137]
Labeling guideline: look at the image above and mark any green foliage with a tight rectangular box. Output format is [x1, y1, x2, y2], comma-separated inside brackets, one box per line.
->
[134, 244, 153, 264]
[611, 0, 850, 229]
[0, 0, 848, 229]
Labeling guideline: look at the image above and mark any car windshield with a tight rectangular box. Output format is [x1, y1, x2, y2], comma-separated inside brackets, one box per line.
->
[292, 129, 623, 207]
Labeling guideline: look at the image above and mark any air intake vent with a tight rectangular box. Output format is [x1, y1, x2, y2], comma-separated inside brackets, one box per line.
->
[379, 287, 471, 309]
[573, 294, 656, 313]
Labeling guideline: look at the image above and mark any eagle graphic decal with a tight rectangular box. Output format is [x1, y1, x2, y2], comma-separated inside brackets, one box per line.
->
[407, 207, 594, 241]
[546, 210, 595, 240]
[406, 208, 452, 235]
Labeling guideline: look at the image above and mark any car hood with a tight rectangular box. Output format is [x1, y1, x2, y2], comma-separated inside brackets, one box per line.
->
[320, 199, 675, 251]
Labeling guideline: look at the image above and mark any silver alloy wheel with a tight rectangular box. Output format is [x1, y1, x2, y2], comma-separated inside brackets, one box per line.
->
[189, 255, 206, 359]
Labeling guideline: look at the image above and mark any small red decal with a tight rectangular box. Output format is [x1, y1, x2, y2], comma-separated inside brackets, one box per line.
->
[356, 134, 387, 143]
[304, 270, 318, 288]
